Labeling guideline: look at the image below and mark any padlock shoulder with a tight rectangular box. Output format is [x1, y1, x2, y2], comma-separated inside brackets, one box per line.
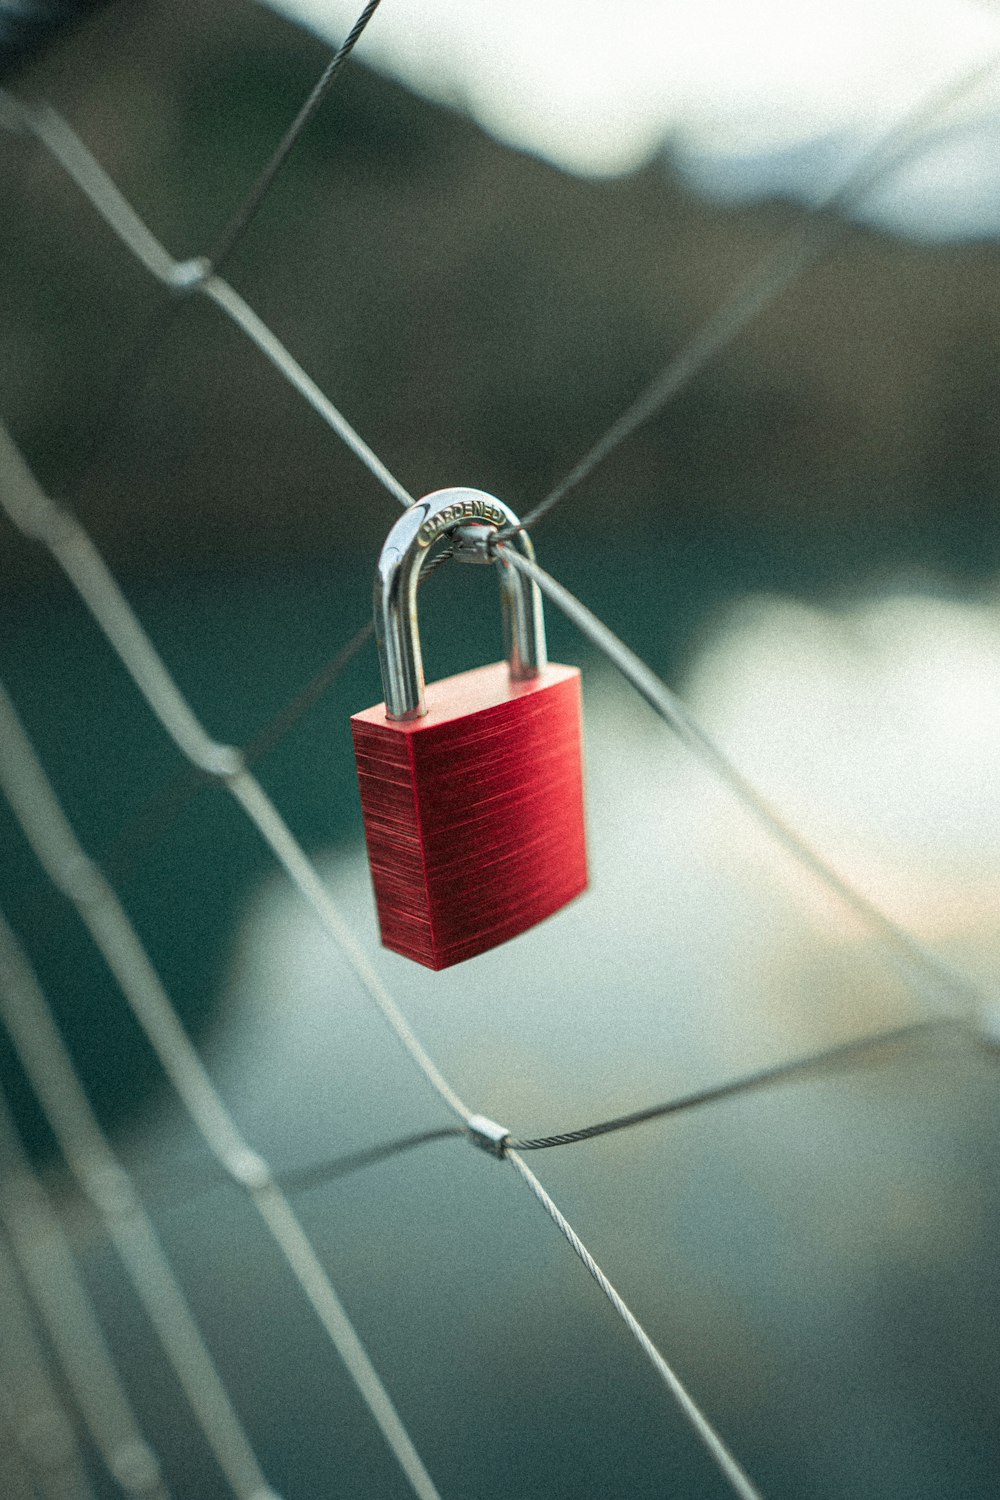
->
[351, 661, 580, 734]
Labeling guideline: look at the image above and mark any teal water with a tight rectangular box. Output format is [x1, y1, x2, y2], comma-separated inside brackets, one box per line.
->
[3, 532, 1000, 1498]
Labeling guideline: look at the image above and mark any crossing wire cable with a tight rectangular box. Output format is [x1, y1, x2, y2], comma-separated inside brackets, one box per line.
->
[507, 1017, 964, 1151]
[0, 92, 415, 510]
[506, 1148, 766, 1500]
[138, 1127, 468, 1210]
[0, 84, 988, 1028]
[207, 0, 387, 274]
[102, 558, 447, 887]
[100, 618, 376, 882]
[0, 1228, 99, 1500]
[0, 1085, 170, 1500]
[0, 911, 280, 1500]
[0, 0, 390, 539]
[496, 544, 991, 1024]
[0, 685, 447, 1500]
[511, 42, 1000, 536]
[108, 1022, 974, 1218]
[0, 426, 775, 1500]
[3, 27, 1000, 1500]
[0, 618, 772, 1500]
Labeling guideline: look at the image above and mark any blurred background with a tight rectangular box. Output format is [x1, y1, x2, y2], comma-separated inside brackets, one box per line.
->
[2, 0, 1000, 1495]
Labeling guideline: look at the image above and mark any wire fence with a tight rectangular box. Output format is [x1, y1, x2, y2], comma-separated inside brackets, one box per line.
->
[2, 3, 1000, 1498]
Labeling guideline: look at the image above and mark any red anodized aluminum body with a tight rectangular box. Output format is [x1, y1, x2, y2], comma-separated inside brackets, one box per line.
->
[351, 487, 588, 971]
[352, 660, 587, 969]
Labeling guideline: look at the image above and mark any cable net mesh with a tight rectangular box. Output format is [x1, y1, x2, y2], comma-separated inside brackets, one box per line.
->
[2, 2, 1000, 1497]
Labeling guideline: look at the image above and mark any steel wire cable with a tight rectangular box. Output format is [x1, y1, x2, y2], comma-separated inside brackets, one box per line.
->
[4, 410, 992, 1500]
[0, 423, 778, 1500]
[511, 43, 1000, 536]
[0, 0, 391, 550]
[0, 661, 771, 1500]
[207, 0, 387, 274]
[4, 22, 1000, 1500]
[136, 1127, 468, 1211]
[0, 92, 415, 510]
[507, 1017, 964, 1151]
[496, 544, 991, 1023]
[100, 541, 469, 884]
[102, 554, 449, 886]
[99, 618, 375, 883]
[506, 1148, 766, 1500]
[0, 1086, 170, 1500]
[0, 686, 446, 1500]
[0, 911, 280, 1500]
[88, 1021, 976, 1223]
[0, 1229, 98, 1500]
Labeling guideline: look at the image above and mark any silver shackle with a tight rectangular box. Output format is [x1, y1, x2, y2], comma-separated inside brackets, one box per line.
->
[374, 488, 547, 720]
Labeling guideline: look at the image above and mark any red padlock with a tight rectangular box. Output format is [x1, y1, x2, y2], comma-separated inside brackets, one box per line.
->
[351, 488, 588, 970]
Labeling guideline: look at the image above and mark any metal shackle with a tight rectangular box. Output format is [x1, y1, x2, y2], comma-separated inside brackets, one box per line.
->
[374, 488, 547, 720]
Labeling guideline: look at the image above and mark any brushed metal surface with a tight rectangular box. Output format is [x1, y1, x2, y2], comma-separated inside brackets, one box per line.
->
[352, 661, 588, 969]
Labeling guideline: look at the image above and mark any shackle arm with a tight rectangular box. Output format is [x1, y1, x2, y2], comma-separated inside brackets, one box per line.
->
[374, 488, 546, 720]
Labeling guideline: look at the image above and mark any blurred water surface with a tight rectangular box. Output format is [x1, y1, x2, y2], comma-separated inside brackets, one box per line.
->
[4, 541, 1000, 1498]
[2, 4, 1000, 1492]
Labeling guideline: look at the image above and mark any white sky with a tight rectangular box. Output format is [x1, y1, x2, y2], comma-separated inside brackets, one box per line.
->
[272, 0, 1000, 237]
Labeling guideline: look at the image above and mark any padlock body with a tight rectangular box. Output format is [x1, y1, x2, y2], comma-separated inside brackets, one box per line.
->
[351, 662, 587, 969]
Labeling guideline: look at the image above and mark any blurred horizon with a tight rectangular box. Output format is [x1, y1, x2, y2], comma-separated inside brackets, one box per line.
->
[275, 0, 1000, 239]
[3, 4, 1000, 1497]
[2, 0, 999, 589]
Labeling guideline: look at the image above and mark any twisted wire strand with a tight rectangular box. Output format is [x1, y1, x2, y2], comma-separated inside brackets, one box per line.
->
[100, 618, 376, 882]
[3, 48, 995, 1499]
[0, 686, 445, 1500]
[101, 538, 474, 883]
[201, 277, 414, 507]
[0, 1085, 170, 1500]
[207, 0, 387, 273]
[126, 1020, 959, 1218]
[0, 1400, 39, 1500]
[0, 418, 470, 1126]
[506, 1149, 765, 1500]
[0, 1230, 98, 1500]
[0, 93, 414, 510]
[0, 912, 278, 1500]
[3, 411, 771, 1500]
[102, 545, 464, 884]
[83, 1012, 982, 1231]
[0, 0, 387, 523]
[514, 45, 1000, 535]
[274, 1126, 465, 1193]
[130, 1127, 465, 1217]
[508, 1018, 961, 1151]
[496, 545, 989, 1022]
